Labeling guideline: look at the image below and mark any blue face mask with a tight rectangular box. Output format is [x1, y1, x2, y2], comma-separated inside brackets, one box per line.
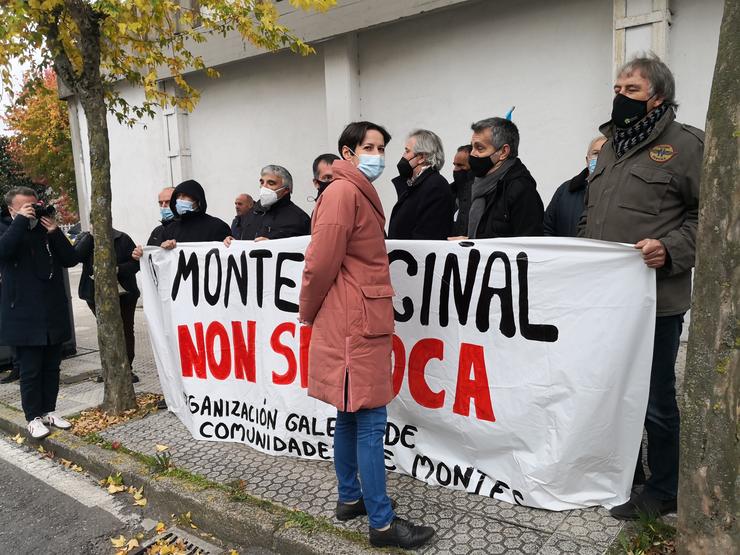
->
[354, 151, 385, 182]
[160, 206, 174, 221]
[588, 157, 598, 175]
[175, 199, 195, 214]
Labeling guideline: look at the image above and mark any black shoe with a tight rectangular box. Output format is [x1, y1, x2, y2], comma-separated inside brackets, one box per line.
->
[369, 517, 435, 549]
[156, 399, 167, 410]
[0, 368, 20, 384]
[610, 491, 677, 520]
[336, 497, 397, 521]
[131, 373, 140, 383]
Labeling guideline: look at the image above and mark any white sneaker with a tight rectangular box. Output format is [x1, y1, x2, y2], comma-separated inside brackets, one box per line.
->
[27, 417, 50, 439]
[42, 413, 72, 430]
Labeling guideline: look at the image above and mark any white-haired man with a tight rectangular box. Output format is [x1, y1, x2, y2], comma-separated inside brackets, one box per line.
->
[225, 165, 310, 245]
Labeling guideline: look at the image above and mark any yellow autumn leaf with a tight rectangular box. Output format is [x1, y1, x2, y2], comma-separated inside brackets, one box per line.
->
[59, 458, 72, 467]
[155, 444, 169, 452]
[108, 483, 126, 494]
[110, 535, 126, 548]
[134, 496, 147, 507]
[126, 538, 139, 550]
[12, 433, 25, 444]
[155, 521, 167, 533]
[71, 464, 83, 472]
[229, 550, 240, 555]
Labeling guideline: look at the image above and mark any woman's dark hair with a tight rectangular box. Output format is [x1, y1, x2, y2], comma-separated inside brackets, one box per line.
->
[337, 121, 391, 157]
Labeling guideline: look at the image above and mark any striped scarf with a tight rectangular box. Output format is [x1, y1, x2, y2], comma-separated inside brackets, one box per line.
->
[613, 104, 670, 158]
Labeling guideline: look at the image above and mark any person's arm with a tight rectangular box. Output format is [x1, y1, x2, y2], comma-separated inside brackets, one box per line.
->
[543, 184, 565, 237]
[212, 219, 231, 242]
[655, 137, 703, 276]
[48, 227, 79, 268]
[299, 188, 353, 324]
[116, 234, 140, 277]
[74, 231, 94, 260]
[0, 215, 30, 260]
[510, 181, 545, 237]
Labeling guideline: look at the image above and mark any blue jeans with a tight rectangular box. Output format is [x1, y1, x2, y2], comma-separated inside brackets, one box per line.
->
[334, 406, 395, 529]
[635, 314, 683, 500]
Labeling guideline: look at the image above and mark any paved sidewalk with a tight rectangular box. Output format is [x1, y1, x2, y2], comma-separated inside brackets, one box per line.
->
[0, 268, 685, 554]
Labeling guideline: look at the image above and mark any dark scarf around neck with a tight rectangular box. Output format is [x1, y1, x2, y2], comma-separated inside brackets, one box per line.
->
[613, 103, 670, 158]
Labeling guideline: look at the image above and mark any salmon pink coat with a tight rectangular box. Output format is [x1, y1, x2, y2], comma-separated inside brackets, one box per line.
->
[299, 160, 396, 412]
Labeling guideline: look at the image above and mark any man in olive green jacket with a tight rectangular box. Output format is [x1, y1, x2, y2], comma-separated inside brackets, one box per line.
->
[579, 56, 703, 520]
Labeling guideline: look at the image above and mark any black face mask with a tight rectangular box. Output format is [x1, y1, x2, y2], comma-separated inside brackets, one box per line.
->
[468, 153, 495, 177]
[396, 157, 414, 180]
[611, 93, 651, 128]
[452, 170, 469, 184]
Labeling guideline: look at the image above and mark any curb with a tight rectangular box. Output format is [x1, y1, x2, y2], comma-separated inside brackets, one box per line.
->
[0, 405, 379, 555]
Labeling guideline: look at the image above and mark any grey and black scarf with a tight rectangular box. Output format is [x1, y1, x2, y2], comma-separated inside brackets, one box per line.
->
[613, 103, 670, 158]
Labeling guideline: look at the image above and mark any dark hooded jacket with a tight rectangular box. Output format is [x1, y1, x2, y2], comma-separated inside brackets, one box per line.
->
[236, 194, 310, 240]
[74, 229, 140, 303]
[470, 158, 544, 239]
[161, 180, 230, 243]
[543, 167, 589, 237]
[0, 214, 79, 346]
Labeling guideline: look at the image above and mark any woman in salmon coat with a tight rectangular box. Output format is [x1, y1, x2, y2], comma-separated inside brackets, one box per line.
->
[299, 122, 434, 550]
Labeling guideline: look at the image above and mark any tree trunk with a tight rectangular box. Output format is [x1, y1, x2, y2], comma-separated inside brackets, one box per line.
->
[677, 1, 738, 553]
[57, 0, 136, 415]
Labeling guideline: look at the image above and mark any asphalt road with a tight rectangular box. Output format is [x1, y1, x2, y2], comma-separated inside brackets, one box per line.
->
[0, 435, 276, 555]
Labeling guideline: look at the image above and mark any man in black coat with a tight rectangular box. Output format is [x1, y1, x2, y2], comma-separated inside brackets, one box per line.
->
[450, 144, 474, 237]
[75, 226, 140, 381]
[161, 179, 231, 247]
[0, 187, 78, 438]
[389, 129, 454, 240]
[462, 117, 544, 239]
[230, 193, 254, 238]
[225, 165, 310, 245]
[543, 136, 607, 237]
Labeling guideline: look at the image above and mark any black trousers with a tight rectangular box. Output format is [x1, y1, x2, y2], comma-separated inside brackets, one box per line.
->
[87, 294, 137, 367]
[16, 343, 63, 422]
[635, 314, 684, 500]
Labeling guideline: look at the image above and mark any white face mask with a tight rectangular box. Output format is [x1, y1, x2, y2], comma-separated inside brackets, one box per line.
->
[259, 186, 284, 208]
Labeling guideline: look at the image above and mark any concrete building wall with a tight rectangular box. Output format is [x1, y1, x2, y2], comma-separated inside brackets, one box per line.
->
[78, 0, 723, 244]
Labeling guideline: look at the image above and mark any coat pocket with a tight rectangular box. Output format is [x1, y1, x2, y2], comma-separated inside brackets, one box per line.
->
[359, 284, 395, 337]
[618, 165, 672, 215]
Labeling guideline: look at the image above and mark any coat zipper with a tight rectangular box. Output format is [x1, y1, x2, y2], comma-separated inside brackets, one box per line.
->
[343, 337, 351, 412]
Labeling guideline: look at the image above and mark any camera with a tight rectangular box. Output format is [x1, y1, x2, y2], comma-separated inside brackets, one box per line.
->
[32, 202, 56, 219]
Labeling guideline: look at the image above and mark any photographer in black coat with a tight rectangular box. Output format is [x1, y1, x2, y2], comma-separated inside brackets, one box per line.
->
[0, 187, 78, 439]
[75, 225, 140, 382]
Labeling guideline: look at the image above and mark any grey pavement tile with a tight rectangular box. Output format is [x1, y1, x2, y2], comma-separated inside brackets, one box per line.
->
[539, 533, 606, 555]
[471, 496, 569, 533]
[419, 512, 548, 555]
[554, 507, 623, 547]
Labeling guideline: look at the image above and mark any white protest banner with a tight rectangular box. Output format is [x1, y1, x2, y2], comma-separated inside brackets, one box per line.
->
[141, 237, 655, 511]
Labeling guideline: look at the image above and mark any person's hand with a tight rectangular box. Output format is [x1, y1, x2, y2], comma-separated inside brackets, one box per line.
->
[132, 245, 143, 261]
[635, 238, 666, 268]
[40, 216, 58, 233]
[255, 236, 269, 242]
[224, 236, 234, 247]
[448, 235, 469, 241]
[16, 203, 35, 219]
[161, 239, 177, 250]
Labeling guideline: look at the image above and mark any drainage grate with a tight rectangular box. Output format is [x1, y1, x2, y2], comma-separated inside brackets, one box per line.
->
[131, 527, 223, 555]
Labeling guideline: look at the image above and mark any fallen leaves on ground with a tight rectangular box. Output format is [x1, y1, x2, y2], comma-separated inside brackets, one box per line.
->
[129, 485, 147, 507]
[12, 433, 25, 444]
[145, 538, 189, 555]
[110, 535, 127, 548]
[71, 393, 163, 437]
[110, 534, 141, 554]
[102, 473, 126, 494]
[155, 444, 169, 452]
[155, 521, 167, 534]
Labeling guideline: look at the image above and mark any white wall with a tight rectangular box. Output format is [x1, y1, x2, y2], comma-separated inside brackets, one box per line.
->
[185, 48, 328, 226]
[105, 85, 168, 245]
[96, 0, 723, 243]
[359, 0, 614, 216]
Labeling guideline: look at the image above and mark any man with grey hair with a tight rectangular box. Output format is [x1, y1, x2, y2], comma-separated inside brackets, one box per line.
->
[389, 129, 454, 240]
[578, 55, 704, 520]
[453, 117, 543, 239]
[225, 164, 310, 243]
